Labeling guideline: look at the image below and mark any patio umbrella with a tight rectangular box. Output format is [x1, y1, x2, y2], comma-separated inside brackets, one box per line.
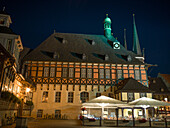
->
[82, 95, 126, 118]
[128, 97, 170, 118]
[128, 97, 170, 107]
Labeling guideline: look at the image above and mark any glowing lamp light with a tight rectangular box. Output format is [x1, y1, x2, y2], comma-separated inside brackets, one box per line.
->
[26, 88, 30, 93]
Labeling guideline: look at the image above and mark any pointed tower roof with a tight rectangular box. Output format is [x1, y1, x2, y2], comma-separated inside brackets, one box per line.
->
[132, 14, 142, 55]
[124, 28, 127, 50]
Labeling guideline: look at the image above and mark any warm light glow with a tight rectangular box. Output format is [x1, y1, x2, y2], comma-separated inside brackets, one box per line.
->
[164, 98, 168, 102]
[97, 103, 109, 107]
[26, 88, 30, 93]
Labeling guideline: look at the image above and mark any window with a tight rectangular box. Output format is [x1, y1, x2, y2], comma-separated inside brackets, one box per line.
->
[80, 92, 89, 103]
[99, 69, 104, 79]
[0, 19, 5, 24]
[128, 93, 134, 102]
[87, 69, 92, 78]
[50, 67, 55, 77]
[69, 68, 74, 78]
[117, 70, 122, 79]
[7, 39, 12, 52]
[75, 68, 80, 78]
[44, 67, 49, 77]
[56, 67, 61, 77]
[42, 91, 48, 103]
[55, 92, 61, 102]
[93, 69, 98, 79]
[62, 68, 67, 77]
[68, 92, 74, 103]
[108, 93, 114, 98]
[140, 93, 146, 98]
[81, 68, 86, 78]
[135, 70, 140, 80]
[96, 93, 101, 98]
[105, 69, 110, 79]
[38, 67, 43, 77]
[37, 109, 43, 118]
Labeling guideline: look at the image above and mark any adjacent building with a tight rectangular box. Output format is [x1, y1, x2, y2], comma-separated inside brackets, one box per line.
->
[0, 9, 33, 124]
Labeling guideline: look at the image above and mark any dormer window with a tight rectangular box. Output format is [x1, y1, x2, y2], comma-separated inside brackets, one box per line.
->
[153, 80, 156, 83]
[53, 52, 59, 59]
[62, 39, 67, 44]
[87, 39, 95, 45]
[82, 53, 86, 60]
[105, 54, 109, 60]
[160, 88, 164, 92]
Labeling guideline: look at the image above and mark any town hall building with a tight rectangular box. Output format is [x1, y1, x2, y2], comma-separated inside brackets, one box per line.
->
[20, 14, 149, 119]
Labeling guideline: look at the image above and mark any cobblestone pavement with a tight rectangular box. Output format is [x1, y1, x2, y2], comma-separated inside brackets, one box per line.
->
[1, 119, 166, 128]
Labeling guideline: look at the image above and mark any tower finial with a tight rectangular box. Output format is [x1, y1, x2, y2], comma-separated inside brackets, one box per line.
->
[124, 28, 127, 50]
[54, 29, 56, 33]
[132, 14, 142, 55]
[106, 14, 108, 17]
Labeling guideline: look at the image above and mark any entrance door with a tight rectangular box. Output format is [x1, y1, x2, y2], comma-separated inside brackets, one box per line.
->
[55, 110, 61, 119]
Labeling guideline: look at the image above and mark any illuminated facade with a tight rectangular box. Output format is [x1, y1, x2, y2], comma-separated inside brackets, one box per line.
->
[20, 15, 148, 119]
[0, 10, 23, 97]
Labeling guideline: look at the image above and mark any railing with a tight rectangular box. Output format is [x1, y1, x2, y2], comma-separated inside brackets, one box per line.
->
[81, 117, 170, 128]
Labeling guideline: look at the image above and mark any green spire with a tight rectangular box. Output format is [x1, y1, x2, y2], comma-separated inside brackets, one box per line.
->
[124, 28, 127, 50]
[104, 14, 112, 39]
[132, 14, 142, 55]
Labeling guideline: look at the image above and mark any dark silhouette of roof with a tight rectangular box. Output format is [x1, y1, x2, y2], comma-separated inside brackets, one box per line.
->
[22, 32, 144, 64]
[115, 78, 153, 93]
[148, 77, 170, 95]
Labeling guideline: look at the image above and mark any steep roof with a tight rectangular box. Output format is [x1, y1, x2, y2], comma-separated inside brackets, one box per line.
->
[158, 74, 170, 84]
[23, 32, 144, 64]
[115, 78, 153, 93]
[149, 77, 170, 95]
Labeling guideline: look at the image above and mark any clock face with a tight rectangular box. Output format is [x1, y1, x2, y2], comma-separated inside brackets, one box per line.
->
[113, 42, 120, 49]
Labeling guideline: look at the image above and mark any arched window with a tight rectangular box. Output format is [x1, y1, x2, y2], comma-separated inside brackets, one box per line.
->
[80, 92, 89, 103]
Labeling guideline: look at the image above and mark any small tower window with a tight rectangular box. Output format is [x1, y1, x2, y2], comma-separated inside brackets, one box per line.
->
[0, 19, 4, 25]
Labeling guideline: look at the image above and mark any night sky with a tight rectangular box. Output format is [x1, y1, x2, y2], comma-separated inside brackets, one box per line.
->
[0, 0, 170, 77]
